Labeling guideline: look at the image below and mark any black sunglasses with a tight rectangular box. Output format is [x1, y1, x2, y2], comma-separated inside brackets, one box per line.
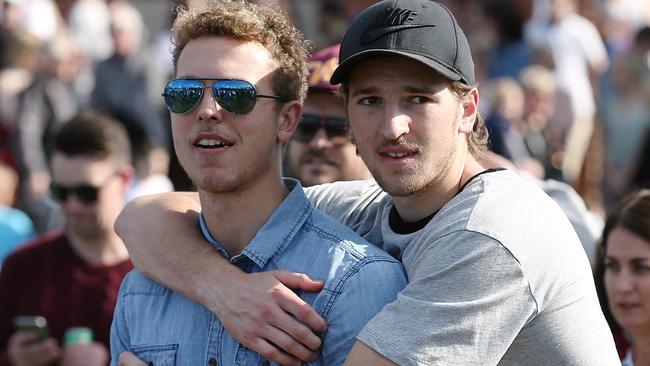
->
[50, 174, 118, 204]
[162, 79, 288, 115]
[293, 113, 349, 143]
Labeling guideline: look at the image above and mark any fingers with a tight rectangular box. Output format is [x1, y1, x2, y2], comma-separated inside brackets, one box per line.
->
[264, 316, 321, 362]
[26, 338, 61, 361]
[272, 271, 328, 333]
[9, 330, 39, 345]
[217, 270, 327, 364]
[8, 332, 61, 366]
[274, 270, 325, 292]
[61, 342, 109, 366]
[248, 337, 303, 366]
[119, 351, 149, 366]
[268, 307, 323, 352]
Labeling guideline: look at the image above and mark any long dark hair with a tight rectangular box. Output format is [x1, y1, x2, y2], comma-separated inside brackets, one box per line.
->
[594, 189, 650, 335]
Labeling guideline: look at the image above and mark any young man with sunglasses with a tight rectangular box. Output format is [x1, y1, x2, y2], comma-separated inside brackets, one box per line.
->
[109, 1, 405, 365]
[117, 0, 619, 365]
[286, 44, 371, 187]
[0, 111, 133, 366]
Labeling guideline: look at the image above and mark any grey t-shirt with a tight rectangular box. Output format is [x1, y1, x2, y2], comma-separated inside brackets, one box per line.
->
[305, 170, 619, 365]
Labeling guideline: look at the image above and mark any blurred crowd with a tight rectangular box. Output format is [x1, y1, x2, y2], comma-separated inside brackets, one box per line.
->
[0, 0, 649, 363]
[0, 0, 649, 237]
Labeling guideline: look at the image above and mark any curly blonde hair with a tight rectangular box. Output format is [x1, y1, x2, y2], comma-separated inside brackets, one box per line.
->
[171, 0, 310, 103]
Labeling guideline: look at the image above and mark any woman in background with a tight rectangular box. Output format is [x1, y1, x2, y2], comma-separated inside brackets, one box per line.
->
[595, 189, 650, 365]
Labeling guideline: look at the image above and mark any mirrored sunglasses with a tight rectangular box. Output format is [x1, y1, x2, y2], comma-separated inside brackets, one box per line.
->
[162, 79, 288, 115]
[292, 113, 349, 143]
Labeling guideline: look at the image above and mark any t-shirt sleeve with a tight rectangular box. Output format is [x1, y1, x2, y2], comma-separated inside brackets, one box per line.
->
[357, 230, 537, 365]
[578, 19, 608, 69]
[304, 180, 386, 230]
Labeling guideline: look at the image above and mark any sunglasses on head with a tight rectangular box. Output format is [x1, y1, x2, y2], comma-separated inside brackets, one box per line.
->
[162, 79, 288, 115]
[50, 174, 118, 204]
[292, 113, 349, 143]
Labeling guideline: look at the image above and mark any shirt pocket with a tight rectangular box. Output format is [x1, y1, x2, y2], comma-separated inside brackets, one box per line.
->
[235, 344, 270, 366]
[132, 344, 178, 366]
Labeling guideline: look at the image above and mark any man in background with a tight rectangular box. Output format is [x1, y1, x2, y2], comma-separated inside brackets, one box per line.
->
[0, 111, 133, 366]
[286, 44, 370, 186]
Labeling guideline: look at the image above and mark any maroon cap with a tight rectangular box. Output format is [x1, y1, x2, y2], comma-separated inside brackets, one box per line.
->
[307, 44, 340, 91]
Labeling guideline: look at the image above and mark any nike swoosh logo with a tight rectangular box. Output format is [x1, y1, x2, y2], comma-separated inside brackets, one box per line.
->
[360, 24, 436, 45]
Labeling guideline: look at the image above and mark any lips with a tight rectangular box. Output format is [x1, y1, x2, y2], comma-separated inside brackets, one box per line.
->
[192, 133, 234, 149]
[378, 145, 418, 160]
[301, 149, 337, 167]
[616, 302, 641, 311]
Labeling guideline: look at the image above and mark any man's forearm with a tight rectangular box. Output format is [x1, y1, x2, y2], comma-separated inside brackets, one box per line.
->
[115, 192, 230, 308]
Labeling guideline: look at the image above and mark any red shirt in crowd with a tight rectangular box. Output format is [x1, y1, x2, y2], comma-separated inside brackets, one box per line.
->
[0, 230, 132, 365]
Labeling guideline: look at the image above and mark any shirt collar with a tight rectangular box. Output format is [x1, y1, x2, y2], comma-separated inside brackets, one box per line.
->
[198, 178, 312, 269]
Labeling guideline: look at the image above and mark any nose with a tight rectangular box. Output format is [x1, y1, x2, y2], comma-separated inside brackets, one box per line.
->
[380, 105, 410, 140]
[60, 193, 89, 211]
[308, 128, 332, 149]
[611, 270, 636, 294]
[196, 86, 225, 123]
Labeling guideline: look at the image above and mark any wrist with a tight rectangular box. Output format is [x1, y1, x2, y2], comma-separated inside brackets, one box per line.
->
[192, 252, 243, 316]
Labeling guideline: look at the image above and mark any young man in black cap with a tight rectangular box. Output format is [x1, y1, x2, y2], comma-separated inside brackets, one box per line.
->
[115, 1, 619, 364]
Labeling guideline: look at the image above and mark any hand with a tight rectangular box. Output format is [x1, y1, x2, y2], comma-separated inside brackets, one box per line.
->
[59, 342, 108, 366]
[118, 352, 149, 366]
[7, 331, 61, 366]
[214, 269, 327, 366]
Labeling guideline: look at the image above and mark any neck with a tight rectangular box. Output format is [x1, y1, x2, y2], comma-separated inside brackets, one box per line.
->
[67, 229, 129, 265]
[199, 171, 288, 258]
[632, 333, 650, 366]
[392, 153, 484, 222]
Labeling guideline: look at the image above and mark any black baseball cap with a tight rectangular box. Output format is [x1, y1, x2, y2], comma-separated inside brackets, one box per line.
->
[330, 0, 475, 86]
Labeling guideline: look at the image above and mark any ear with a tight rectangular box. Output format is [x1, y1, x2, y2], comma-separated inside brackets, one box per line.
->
[458, 87, 479, 134]
[277, 100, 302, 143]
[117, 164, 135, 190]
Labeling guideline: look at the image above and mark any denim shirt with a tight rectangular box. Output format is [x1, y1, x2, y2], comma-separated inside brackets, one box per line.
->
[110, 179, 407, 366]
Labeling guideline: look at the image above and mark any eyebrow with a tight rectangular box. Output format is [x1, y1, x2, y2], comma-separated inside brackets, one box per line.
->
[350, 84, 445, 98]
[404, 85, 444, 94]
[606, 256, 650, 263]
[631, 258, 650, 264]
[349, 86, 378, 98]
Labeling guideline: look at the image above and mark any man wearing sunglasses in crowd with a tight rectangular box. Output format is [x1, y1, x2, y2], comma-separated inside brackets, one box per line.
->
[286, 44, 371, 187]
[0, 111, 134, 366]
[108, 1, 405, 365]
[116, 0, 619, 365]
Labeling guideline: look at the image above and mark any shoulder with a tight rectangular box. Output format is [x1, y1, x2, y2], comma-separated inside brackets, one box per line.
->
[453, 170, 569, 231]
[118, 269, 169, 297]
[302, 208, 398, 264]
[0, 206, 34, 228]
[437, 171, 593, 304]
[305, 179, 383, 199]
[3, 230, 67, 266]
[305, 179, 388, 211]
[305, 179, 390, 230]
[441, 170, 581, 259]
[284, 209, 405, 297]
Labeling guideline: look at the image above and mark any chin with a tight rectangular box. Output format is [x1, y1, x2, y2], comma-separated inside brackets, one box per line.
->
[615, 314, 650, 334]
[192, 175, 243, 194]
[68, 225, 102, 239]
[302, 174, 337, 187]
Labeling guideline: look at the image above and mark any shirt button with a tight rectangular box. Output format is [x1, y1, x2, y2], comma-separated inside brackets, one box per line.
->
[208, 357, 217, 366]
